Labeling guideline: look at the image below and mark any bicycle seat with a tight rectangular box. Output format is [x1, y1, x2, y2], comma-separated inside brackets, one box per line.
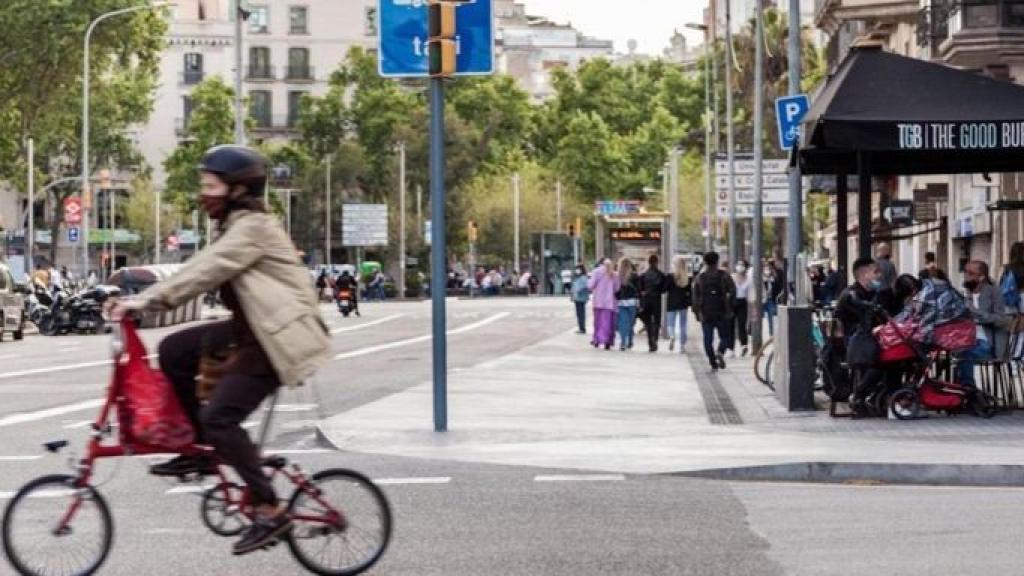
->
[261, 455, 288, 469]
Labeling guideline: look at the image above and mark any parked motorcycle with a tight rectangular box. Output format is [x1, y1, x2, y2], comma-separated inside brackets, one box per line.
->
[24, 282, 53, 327]
[37, 285, 119, 336]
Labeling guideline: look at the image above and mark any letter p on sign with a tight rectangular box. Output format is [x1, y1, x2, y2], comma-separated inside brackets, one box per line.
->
[775, 94, 810, 151]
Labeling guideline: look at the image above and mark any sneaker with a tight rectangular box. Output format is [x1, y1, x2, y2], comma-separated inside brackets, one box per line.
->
[669, 338, 675, 351]
[741, 345, 749, 357]
[149, 455, 217, 478]
[232, 512, 293, 556]
[716, 354, 727, 370]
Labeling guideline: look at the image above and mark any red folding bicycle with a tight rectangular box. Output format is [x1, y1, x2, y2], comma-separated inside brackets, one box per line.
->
[1, 319, 391, 576]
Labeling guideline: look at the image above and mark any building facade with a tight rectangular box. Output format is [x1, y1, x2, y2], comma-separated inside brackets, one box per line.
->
[137, 0, 377, 189]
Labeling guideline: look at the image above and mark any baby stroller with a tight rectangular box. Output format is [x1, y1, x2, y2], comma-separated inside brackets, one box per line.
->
[877, 310, 996, 420]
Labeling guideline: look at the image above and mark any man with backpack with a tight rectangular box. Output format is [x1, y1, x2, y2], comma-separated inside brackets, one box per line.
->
[692, 251, 736, 371]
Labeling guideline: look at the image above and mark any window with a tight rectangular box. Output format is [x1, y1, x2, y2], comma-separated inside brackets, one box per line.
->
[288, 91, 305, 127]
[248, 46, 272, 78]
[287, 47, 311, 79]
[1004, 0, 1024, 26]
[290, 6, 308, 34]
[248, 5, 268, 33]
[963, 0, 998, 27]
[365, 6, 378, 36]
[249, 90, 271, 127]
[183, 52, 203, 84]
[180, 95, 193, 133]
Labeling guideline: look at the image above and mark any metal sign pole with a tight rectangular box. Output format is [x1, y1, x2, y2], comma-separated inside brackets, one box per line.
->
[429, 78, 448, 433]
[786, 0, 803, 303]
[751, 0, 765, 353]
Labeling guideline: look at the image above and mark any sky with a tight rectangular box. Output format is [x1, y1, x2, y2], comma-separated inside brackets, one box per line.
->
[520, 0, 708, 56]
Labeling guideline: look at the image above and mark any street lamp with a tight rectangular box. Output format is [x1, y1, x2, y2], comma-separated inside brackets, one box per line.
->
[685, 22, 714, 252]
[82, 2, 172, 275]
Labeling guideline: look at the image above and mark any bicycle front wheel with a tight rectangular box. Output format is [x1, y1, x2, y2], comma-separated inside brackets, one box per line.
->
[2, 474, 113, 576]
[287, 469, 392, 576]
[754, 337, 775, 385]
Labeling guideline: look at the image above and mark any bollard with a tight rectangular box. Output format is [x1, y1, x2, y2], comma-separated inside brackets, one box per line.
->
[776, 305, 816, 411]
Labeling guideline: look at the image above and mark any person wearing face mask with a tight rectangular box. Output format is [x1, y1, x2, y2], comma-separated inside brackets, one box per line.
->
[836, 257, 890, 416]
[730, 260, 751, 357]
[111, 145, 331, 555]
[570, 264, 590, 334]
[957, 260, 1011, 387]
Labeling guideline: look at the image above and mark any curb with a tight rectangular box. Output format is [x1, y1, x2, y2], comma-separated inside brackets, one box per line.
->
[672, 462, 1024, 487]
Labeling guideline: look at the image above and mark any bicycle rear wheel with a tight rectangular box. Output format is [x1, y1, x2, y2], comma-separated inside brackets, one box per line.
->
[287, 469, 391, 576]
[2, 474, 113, 576]
[754, 338, 775, 385]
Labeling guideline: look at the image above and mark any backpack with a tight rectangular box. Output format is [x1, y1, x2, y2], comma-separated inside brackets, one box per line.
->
[819, 339, 852, 402]
[1000, 268, 1019, 309]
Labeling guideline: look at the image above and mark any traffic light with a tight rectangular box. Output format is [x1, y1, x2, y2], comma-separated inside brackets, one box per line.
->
[468, 220, 478, 243]
[428, 1, 458, 77]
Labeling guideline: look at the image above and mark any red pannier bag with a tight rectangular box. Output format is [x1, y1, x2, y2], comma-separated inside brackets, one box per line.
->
[119, 321, 195, 450]
[933, 318, 977, 352]
[875, 319, 919, 363]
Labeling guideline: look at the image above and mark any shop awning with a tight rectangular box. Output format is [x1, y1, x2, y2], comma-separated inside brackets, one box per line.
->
[800, 46, 1024, 175]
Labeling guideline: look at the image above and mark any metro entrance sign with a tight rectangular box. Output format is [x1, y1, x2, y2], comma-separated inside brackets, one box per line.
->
[378, 0, 494, 77]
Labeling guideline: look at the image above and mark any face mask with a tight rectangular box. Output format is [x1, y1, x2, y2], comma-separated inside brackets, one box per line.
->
[964, 280, 980, 291]
[868, 279, 882, 291]
[735, 264, 746, 274]
[199, 195, 228, 220]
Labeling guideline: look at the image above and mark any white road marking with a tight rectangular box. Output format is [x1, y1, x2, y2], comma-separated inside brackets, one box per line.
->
[63, 420, 95, 429]
[270, 404, 318, 413]
[330, 314, 404, 334]
[265, 448, 332, 455]
[0, 455, 43, 462]
[0, 399, 105, 428]
[165, 485, 214, 495]
[0, 353, 156, 381]
[0, 489, 75, 500]
[534, 474, 626, 482]
[373, 477, 451, 485]
[333, 312, 511, 361]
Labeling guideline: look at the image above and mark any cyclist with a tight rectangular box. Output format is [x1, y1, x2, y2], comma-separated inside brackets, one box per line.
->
[112, 145, 331, 555]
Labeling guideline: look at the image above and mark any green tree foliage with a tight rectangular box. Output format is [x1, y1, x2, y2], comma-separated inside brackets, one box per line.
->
[162, 77, 236, 212]
[123, 176, 175, 259]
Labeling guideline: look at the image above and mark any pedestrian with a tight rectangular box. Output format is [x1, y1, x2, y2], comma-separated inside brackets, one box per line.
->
[918, 251, 945, 281]
[528, 272, 539, 295]
[875, 242, 897, 290]
[49, 264, 63, 294]
[665, 256, 692, 354]
[730, 259, 751, 357]
[638, 254, 667, 353]
[587, 258, 619, 350]
[762, 259, 784, 336]
[836, 257, 886, 416]
[822, 263, 844, 304]
[692, 251, 736, 371]
[570, 264, 590, 334]
[959, 260, 1011, 387]
[615, 258, 640, 351]
[315, 269, 328, 301]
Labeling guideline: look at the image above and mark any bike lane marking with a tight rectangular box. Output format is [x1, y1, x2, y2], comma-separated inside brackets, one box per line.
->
[332, 312, 511, 361]
[330, 313, 405, 335]
[534, 474, 626, 482]
[0, 399, 105, 428]
[373, 477, 451, 485]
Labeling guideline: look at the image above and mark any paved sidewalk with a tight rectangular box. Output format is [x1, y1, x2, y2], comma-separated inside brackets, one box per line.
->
[318, 320, 1024, 484]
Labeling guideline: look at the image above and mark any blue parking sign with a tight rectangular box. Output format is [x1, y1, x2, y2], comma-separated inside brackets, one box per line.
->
[775, 94, 810, 151]
[378, 0, 494, 78]
[68, 227, 79, 243]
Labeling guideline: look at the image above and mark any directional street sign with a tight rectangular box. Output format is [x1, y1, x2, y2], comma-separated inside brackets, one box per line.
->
[715, 173, 790, 189]
[343, 204, 389, 247]
[775, 94, 810, 151]
[715, 159, 788, 176]
[67, 226, 80, 243]
[717, 187, 790, 204]
[717, 203, 790, 219]
[378, 0, 494, 78]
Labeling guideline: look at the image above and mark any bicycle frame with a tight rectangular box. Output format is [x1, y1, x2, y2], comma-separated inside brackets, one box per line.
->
[56, 319, 346, 533]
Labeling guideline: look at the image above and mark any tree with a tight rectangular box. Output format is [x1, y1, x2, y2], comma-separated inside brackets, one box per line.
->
[162, 76, 237, 213]
[553, 112, 630, 201]
[123, 176, 175, 259]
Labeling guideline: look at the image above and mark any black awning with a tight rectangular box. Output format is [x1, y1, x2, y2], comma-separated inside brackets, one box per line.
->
[800, 46, 1024, 175]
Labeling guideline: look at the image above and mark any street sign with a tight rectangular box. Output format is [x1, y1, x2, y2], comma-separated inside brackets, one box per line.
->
[717, 187, 790, 204]
[883, 200, 914, 226]
[715, 173, 790, 189]
[342, 204, 389, 247]
[424, 219, 432, 245]
[67, 227, 79, 243]
[714, 159, 788, 175]
[595, 200, 642, 216]
[775, 94, 810, 151]
[166, 234, 180, 252]
[716, 203, 790, 219]
[378, 0, 494, 78]
[64, 196, 83, 225]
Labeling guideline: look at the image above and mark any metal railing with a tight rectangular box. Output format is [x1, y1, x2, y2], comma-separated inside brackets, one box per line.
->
[179, 70, 204, 85]
[246, 64, 275, 80]
[250, 114, 299, 131]
[285, 65, 314, 80]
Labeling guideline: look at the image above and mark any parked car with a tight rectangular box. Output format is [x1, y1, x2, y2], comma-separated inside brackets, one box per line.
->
[0, 263, 26, 340]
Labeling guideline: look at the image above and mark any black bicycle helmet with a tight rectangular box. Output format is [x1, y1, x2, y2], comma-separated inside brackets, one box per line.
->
[198, 145, 267, 198]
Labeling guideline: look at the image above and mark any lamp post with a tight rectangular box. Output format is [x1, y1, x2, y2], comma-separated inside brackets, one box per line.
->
[82, 2, 171, 275]
[685, 22, 714, 252]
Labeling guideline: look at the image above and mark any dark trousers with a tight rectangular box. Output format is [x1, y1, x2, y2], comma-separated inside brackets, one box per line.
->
[701, 317, 730, 366]
[733, 298, 749, 348]
[574, 301, 586, 333]
[639, 304, 661, 351]
[159, 322, 281, 507]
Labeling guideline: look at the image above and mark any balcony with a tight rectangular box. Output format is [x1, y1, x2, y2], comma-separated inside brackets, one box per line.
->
[940, 1, 1024, 68]
[179, 70, 204, 85]
[174, 117, 192, 137]
[246, 64, 275, 81]
[815, 0, 919, 35]
[249, 114, 299, 134]
[285, 65, 315, 82]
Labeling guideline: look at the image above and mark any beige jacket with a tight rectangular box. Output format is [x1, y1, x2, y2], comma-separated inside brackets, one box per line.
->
[144, 209, 330, 387]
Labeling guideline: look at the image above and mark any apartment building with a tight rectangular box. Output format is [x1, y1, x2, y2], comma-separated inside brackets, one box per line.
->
[137, 0, 376, 189]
